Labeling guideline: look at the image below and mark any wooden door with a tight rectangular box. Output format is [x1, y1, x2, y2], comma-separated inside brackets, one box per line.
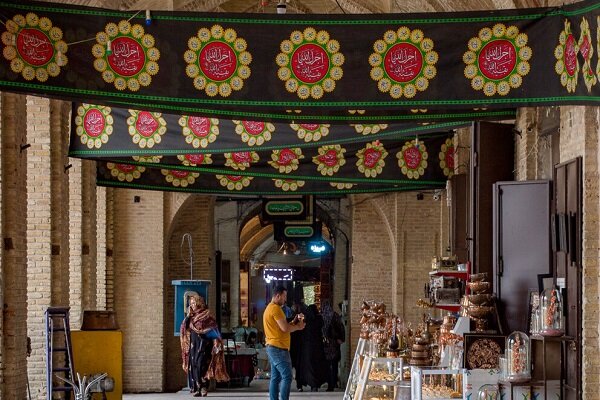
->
[554, 158, 581, 400]
[470, 122, 515, 279]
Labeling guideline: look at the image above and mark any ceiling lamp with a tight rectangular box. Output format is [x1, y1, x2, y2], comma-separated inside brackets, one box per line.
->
[277, 0, 287, 14]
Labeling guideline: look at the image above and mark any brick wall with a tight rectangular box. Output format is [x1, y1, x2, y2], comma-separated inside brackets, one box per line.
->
[350, 192, 443, 353]
[559, 106, 600, 399]
[113, 189, 165, 392]
[1, 93, 28, 399]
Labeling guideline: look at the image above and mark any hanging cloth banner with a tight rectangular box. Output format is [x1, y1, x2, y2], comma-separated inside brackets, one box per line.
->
[95, 132, 455, 195]
[68, 102, 478, 157]
[0, 1, 599, 123]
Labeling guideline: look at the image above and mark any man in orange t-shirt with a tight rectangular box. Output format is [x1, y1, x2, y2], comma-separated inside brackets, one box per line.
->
[263, 286, 305, 400]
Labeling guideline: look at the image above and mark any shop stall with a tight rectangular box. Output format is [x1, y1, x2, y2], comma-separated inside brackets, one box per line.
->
[344, 259, 569, 400]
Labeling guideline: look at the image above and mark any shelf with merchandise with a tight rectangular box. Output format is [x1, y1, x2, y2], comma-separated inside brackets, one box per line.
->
[428, 262, 471, 312]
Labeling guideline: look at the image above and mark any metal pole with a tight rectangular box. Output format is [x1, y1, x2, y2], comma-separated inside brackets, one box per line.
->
[181, 233, 193, 280]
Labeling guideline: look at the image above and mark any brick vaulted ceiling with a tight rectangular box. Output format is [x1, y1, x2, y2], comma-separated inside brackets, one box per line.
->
[44, 0, 565, 13]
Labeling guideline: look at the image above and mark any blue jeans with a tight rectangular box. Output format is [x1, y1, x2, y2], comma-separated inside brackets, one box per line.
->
[266, 345, 292, 400]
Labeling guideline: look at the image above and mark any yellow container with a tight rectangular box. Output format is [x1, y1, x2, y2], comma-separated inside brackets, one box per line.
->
[71, 330, 123, 400]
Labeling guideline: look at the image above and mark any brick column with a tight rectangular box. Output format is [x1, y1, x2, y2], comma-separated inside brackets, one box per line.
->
[96, 186, 107, 310]
[69, 157, 83, 327]
[50, 99, 69, 307]
[26, 95, 52, 400]
[82, 160, 97, 312]
[0, 91, 3, 400]
[106, 187, 114, 311]
[581, 107, 600, 398]
[1, 93, 28, 399]
[113, 189, 164, 392]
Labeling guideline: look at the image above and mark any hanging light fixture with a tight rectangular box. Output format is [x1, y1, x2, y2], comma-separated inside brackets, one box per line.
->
[277, 0, 287, 14]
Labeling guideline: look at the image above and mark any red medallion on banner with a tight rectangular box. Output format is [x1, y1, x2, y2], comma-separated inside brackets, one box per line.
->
[188, 117, 211, 137]
[579, 35, 590, 60]
[185, 154, 205, 165]
[318, 150, 338, 167]
[242, 121, 265, 135]
[199, 41, 237, 81]
[17, 28, 54, 66]
[277, 149, 297, 166]
[291, 43, 329, 83]
[445, 147, 455, 170]
[83, 109, 105, 137]
[564, 34, 577, 76]
[171, 170, 191, 179]
[384, 43, 422, 82]
[403, 147, 422, 169]
[363, 148, 382, 169]
[232, 152, 251, 163]
[108, 37, 145, 77]
[478, 40, 516, 80]
[227, 175, 242, 182]
[117, 164, 136, 173]
[135, 111, 159, 137]
[299, 123, 319, 131]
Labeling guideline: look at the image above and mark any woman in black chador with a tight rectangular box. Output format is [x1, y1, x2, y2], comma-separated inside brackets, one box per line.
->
[321, 300, 345, 391]
[295, 304, 327, 392]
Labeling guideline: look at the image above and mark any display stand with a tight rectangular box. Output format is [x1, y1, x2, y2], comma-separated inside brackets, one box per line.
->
[344, 339, 409, 400]
[499, 335, 572, 399]
[344, 338, 367, 400]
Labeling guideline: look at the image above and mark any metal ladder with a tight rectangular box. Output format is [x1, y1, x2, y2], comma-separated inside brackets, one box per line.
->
[45, 307, 75, 400]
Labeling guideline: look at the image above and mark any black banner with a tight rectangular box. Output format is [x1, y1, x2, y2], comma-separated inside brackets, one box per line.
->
[94, 131, 454, 195]
[0, 0, 598, 123]
[68, 102, 476, 157]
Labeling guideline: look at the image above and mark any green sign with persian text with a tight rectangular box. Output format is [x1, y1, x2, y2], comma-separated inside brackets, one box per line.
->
[265, 201, 304, 216]
[262, 197, 310, 222]
[284, 226, 314, 238]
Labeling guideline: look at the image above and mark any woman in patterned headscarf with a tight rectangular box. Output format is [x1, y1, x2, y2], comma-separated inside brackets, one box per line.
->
[180, 293, 229, 397]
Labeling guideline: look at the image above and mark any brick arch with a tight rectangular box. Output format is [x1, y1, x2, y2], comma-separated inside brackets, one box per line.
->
[369, 196, 399, 312]
[163, 194, 215, 392]
[164, 192, 192, 238]
[349, 195, 395, 348]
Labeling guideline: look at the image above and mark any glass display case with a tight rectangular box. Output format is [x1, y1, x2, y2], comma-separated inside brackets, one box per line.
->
[410, 366, 466, 400]
[505, 331, 531, 382]
[539, 287, 564, 337]
[352, 356, 410, 400]
[345, 339, 410, 400]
